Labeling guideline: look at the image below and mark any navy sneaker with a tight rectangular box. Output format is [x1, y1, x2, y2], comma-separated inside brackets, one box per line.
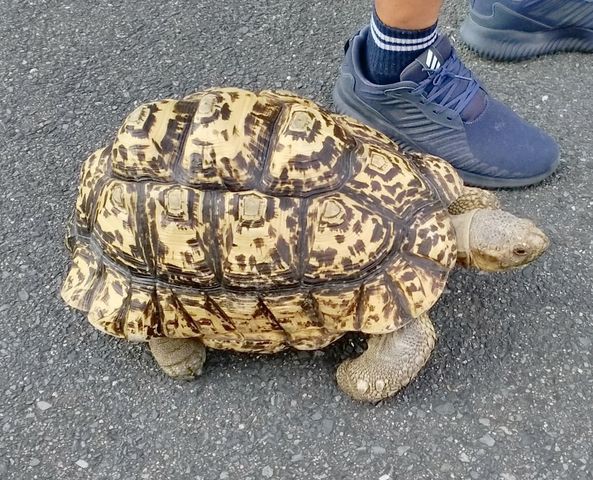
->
[333, 28, 559, 188]
[461, 0, 593, 60]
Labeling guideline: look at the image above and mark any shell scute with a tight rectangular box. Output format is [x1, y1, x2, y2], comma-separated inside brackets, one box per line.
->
[93, 179, 149, 273]
[144, 183, 216, 286]
[304, 193, 393, 282]
[111, 100, 195, 181]
[180, 89, 280, 189]
[409, 153, 464, 206]
[346, 143, 434, 219]
[219, 191, 301, 288]
[260, 101, 353, 195]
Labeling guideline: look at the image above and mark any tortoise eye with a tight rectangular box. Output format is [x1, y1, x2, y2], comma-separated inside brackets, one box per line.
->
[513, 246, 528, 256]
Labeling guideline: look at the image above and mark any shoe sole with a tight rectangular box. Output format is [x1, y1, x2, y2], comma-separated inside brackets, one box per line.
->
[332, 79, 558, 189]
[461, 15, 593, 61]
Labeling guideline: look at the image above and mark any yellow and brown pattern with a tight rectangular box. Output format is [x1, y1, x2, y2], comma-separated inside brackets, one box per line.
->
[180, 89, 280, 189]
[111, 99, 195, 181]
[219, 190, 302, 288]
[144, 183, 216, 286]
[260, 101, 353, 195]
[346, 143, 434, 219]
[93, 178, 149, 273]
[74, 147, 110, 231]
[409, 153, 465, 207]
[304, 192, 393, 282]
[61, 87, 462, 353]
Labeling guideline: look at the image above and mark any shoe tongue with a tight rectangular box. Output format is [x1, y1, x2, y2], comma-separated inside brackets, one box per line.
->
[400, 35, 453, 83]
[399, 34, 486, 122]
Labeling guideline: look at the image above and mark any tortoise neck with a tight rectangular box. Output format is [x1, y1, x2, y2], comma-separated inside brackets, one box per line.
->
[450, 210, 476, 268]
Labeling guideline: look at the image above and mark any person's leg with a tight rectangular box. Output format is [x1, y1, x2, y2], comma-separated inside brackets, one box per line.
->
[461, 0, 593, 60]
[333, 0, 560, 188]
[365, 1, 442, 84]
[375, 0, 442, 28]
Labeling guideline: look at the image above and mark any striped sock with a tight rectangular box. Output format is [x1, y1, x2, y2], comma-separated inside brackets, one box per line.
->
[364, 9, 438, 84]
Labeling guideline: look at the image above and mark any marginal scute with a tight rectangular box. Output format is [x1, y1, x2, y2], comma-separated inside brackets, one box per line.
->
[157, 287, 207, 338]
[389, 204, 457, 317]
[122, 285, 160, 341]
[387, 257, 449, 317]
[263, 292, 342, 350]
[359, 275, 406, 334]
[61, 243, 101, 312]
[203, 293, 286, 352]
[312, 287, 358, 331]
[87, 266, 130, 338]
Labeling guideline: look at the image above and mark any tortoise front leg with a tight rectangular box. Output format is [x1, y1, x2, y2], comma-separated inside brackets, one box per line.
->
[149, 338, 206, 380]
[336, 314, 436, 402]
[448, 186, 500, 215]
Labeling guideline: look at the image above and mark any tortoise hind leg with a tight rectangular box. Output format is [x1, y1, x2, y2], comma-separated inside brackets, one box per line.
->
[149, 338, 206, 380]
[336, 314, 436, 402]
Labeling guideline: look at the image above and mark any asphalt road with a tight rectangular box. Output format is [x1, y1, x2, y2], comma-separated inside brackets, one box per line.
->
[1, 1, 592, 479]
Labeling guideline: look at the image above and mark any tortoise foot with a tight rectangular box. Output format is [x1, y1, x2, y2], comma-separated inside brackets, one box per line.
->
[149, 338, 206, 380]
[336, 315, 436, 402]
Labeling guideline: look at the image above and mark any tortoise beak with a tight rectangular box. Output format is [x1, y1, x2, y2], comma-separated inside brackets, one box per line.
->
[529, 229, 550, 260]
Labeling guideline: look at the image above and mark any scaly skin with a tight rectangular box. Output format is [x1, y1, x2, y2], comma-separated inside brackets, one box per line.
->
[149, 338, 206, 380]
[336, 314, 436, 402]
[448, 187, 500, 215]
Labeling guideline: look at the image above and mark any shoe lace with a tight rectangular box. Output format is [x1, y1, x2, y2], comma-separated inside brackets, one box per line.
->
[411, 52, 481, 115]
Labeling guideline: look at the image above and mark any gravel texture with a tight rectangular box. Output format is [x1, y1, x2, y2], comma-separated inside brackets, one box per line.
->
[1, 0, 592, 479]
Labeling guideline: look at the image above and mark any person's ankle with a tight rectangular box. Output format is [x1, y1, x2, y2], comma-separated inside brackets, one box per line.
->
[364, 9, 438, 84]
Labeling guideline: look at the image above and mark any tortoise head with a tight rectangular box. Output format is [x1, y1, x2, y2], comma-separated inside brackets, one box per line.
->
[453, 209, 549, 272]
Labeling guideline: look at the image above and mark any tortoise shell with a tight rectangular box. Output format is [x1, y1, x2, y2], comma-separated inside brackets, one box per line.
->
[61, 88, 463, 353]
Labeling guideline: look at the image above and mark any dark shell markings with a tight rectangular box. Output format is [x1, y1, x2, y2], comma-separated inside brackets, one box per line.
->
[61, 87, 463, 353]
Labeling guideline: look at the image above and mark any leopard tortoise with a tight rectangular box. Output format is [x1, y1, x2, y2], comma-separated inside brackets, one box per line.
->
[61, 88, 549, 402]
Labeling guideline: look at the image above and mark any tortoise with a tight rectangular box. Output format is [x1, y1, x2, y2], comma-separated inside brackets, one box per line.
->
[61, 88, 549, 402]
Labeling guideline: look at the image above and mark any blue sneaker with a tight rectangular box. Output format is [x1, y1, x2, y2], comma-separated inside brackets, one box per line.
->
[332, 28, 559, 188]
[461, 0, 593, 60]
